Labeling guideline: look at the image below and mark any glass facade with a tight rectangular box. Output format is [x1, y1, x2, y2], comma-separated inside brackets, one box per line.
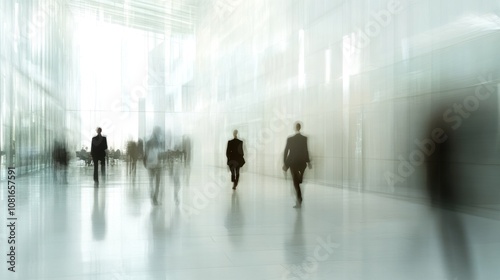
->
[1, 0, 80, 178]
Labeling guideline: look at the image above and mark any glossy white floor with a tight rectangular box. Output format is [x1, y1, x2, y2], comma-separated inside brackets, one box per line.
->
[1, 162, 499, 280]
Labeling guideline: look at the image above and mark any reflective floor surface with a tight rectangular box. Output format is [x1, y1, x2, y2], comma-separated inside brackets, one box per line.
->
[0, 162, 499, 280]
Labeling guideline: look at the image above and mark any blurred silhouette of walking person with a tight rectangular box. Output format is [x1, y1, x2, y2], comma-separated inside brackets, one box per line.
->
[91, 127, 108, 185]
[144, 127, 165, 205]
[182, 135, 192, 185]
[283, 122, 311, 208]
[52, 139, 69, 184]
[126, 140, 138, 177]
[424, 96, 488, 280]
[137, 138, 144, 160]
[226, 130, 245, 190]
[182, 135, 191, 166]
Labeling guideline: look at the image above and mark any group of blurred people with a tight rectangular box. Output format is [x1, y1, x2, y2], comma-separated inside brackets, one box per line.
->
[51, 122, 312, 208]
[125, 138, 143, 177]
[87, 126, 191, 205]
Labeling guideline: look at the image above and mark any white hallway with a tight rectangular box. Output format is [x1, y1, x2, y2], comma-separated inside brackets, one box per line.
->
[0, 163, 499, 280]
[2, 0, 500, 279]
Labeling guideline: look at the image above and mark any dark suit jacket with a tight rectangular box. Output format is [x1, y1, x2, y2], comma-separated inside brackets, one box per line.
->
[91, 135, 108, 159]
[283, 133, 310, 169]
[226, 138, 245, 167]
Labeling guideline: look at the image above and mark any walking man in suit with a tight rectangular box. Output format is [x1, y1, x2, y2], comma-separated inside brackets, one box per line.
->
[283, 122, 311, 208]
[226, 129, 245, 190]
[91, 127, 108, 185]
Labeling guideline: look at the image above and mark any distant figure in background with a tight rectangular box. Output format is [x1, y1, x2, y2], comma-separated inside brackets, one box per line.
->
[283, 122, 311, 208]
[182, 135, 192, 185]
[226, 130, 245, 190]
[114, 149, 122, 163]
[182, 135, 191, 167]
[107, 148, 114, 166]
[91, 127, 108, 185]
[137, 139, 144, 160]
[171, 139, 182, 205]
[53, 140, 69, 184]
[126, 140, 138, 176]
[144, 127, 165, 205]
[78, 146, 91, 166]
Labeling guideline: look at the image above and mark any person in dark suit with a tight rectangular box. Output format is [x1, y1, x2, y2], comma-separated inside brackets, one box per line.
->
[283, 122, 311, 208]
[91, 127, 108, 185]
[226, 129, 245, 190]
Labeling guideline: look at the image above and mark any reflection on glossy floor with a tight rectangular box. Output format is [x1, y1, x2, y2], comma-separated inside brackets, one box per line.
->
[1, 163, 500, 280]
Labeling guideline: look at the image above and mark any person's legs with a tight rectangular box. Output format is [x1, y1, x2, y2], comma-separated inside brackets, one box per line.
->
[93, 158, 99, 182]
[148, 168, 158, 204]
[299, 165, 306, 184]
[148, 168, 154, 198]
[173, 165, 180, 203]
[290, 166, 302, 206]
[229, 164, 238, 189]
[131, 159, 137, 175]
[127, 156, 130, 174]
[229, 165, 236, 182]
[100, 158, 106, 181]
[235, 166, 240, 186]
[151, 168, 161, 205]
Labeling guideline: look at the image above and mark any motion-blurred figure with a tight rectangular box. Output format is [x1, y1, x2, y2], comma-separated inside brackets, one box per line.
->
[283, 122, 311, 208]
[426, 105, 474, 280]
[137, 138, 144, 160]
[126, 140, 138, 176]
[91, 127, 108, 185]
[171, 155, 181, 205]
[144, 126, 166, 205]
[424, 87, 498, 279]
[226, 129, 245, 190]
[113, 149, 122, 165]
[182, 135, 191, 166]
[182, 135, 192, 185]
[52, 140, 69, 184]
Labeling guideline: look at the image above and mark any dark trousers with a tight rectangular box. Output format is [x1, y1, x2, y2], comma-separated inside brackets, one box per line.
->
[229, 165, 240, 184]
[93, 157, 106, 182]
[290, 165, 306, 203]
